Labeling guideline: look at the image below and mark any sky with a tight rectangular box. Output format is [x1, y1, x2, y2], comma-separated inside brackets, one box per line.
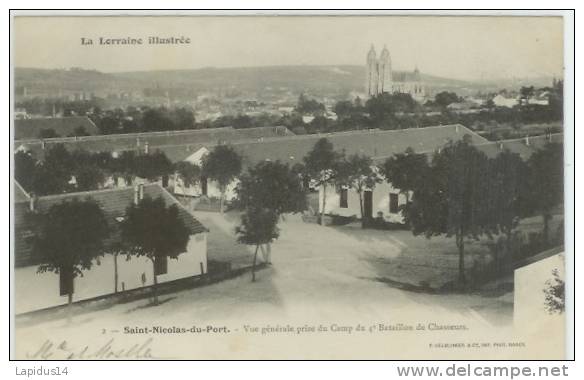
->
[12, 15, 564, 81]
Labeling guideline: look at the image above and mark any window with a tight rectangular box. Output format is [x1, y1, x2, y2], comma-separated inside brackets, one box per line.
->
[389, 193, 399, 214]
[154, 256, 168, 276]
[59, 269, 74, 296]
[340, 188, 348, 208]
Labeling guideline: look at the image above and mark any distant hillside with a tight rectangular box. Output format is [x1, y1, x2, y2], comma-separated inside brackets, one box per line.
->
[15, 66, 472, 97]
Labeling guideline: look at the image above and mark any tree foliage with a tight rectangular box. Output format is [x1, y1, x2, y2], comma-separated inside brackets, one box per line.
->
[235, 207, 280, 282]
[295, 93, 325, 115]
[433, 91, 462, 108]
[380, 147, 429, 203]
[404, 138, 494, 284]
[202, 145, 243, 212]
[14, 151, 37, 193]
[174, 161, 202, 188]
[336, 154, 381, 221]
[134, 151, 174, 181]
[543, 268, 565, 314]
[235, 160, 307, 215]
[526, 143, 564, 243]
[33, 198, 109, 308]
[120, 196, 190, 303]
[303, 138, 343, 225]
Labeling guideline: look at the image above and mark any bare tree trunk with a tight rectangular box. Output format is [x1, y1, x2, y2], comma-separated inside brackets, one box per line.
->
[219, 190, 225, 214]
[457, 233, 466, 285]
[358, 190, 365, 228]
[67, 291, 73, 323]
[151, 260, 159, 305]
[114, 253, 119, 293]
[252, 245, 259, 282]
[265, 243, 272, 265]
[543, 213, 551, 247]
[320, 183, 327, 226]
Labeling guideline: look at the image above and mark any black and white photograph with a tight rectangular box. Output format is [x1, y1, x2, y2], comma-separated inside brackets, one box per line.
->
[9, 12, 571, 360]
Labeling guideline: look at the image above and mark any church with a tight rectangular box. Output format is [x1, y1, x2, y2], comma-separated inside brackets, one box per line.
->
[365, 45, 426, 100]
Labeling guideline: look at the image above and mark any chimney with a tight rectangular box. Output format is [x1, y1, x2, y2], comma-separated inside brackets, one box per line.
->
[41, 140, 45, 150]
[524, 135, 530, 146]
[144, 142, 149, 154]
[29, 192, 37, 212]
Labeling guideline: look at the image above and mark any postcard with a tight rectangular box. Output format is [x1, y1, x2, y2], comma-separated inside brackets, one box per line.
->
[11, 13, 569, 359]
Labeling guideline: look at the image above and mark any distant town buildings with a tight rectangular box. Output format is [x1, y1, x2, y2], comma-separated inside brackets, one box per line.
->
[365, 45, 426, 100]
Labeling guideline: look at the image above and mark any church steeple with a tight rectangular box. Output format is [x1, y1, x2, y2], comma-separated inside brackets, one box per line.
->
[365, 44, 378, 96]
[367, 44, 377, 62]
[377, 45, 392, 94]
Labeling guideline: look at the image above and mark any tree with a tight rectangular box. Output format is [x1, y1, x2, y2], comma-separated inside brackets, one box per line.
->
[33, 198, 109, 319]
[142, 108, 175, 132]
[295, 93, 325, 115]
[38, 128, 60, 139]
[67, 126, 90, 137]
[235, 160, 307, 216]
[236, 207, 279, 282]
[120, 196, 190, 304]
[434, 91, 461, 108]
[543, 269, 565, 314]
[303, 138, 343, 225]
[113, 151, 138, 186]
[174, 161, 202, 198]
[520, 86, 535, 105]
[489, 150, 529, 262]
[201, 145, 243, 213]
[381, 147, 429, 205]
[526, 143, 563, 245]
[14, 151, 37, 192]
[75, 164, 106, 191]
[96, 115, 120, 135]
[405, 139, 493, 285]
[32, 144, 73, 195]
[134, 151, 174, 182]
[365, 92, 418, 127]
[336, 154, 381, 225]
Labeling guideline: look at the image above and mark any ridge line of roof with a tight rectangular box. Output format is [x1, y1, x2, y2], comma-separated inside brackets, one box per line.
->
[159, 186, 210, 233]
[14, 125, 291, 145]
[474, 133, 563, 146]
[33, 182, 162, 201]
[14, 180, 30, 199]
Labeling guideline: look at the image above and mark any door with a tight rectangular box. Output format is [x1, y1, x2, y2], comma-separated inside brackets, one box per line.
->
[363, 190, 373, 219]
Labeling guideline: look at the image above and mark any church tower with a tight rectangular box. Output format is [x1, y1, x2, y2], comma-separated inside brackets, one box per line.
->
[378, 45, 392, 94]
[365, 45, 378, 96]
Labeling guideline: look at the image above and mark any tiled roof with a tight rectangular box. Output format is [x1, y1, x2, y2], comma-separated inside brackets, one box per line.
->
[392, 71, 422, 82]
[222, 124, 488, 167]
[14, 116, 99, 140]
[474, 133, 563, 161]
[14, 181, 30, 203]
[18, 126, 294, 160]
[14, 183, 207, 268]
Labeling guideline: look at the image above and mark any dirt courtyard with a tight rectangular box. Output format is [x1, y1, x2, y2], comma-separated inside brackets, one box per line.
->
[14, 211, 516, 359]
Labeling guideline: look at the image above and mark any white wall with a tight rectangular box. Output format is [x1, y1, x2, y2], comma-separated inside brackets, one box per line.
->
[14, 233, 207, 314]
[514, 253, 565, 325]
[173, 177, 238, 201]
[318, 182, 407, 223]
[513, 253, 565, 358]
